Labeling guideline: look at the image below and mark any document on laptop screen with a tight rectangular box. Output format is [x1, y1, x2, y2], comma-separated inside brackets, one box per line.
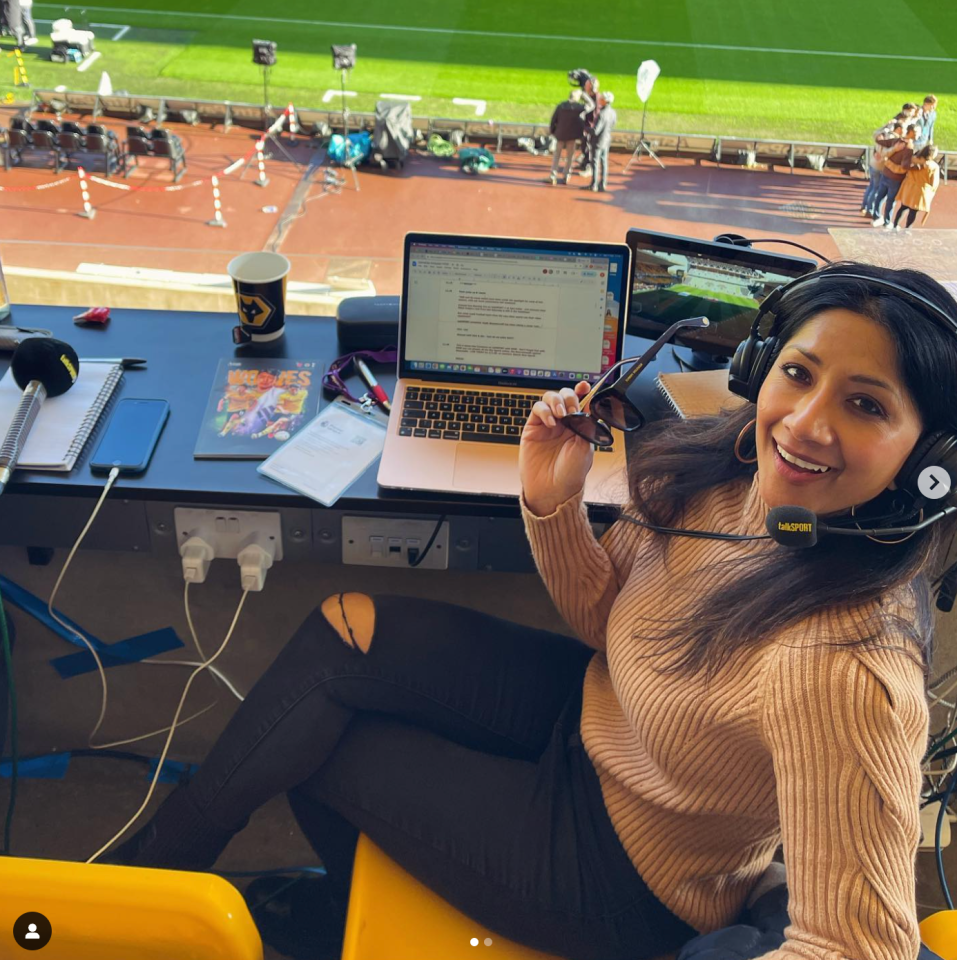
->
[405, 244, 620, 378]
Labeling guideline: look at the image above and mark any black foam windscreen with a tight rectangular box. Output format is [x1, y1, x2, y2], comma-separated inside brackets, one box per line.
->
[766, 505, 819, 548]
[11, 338, 80, 396]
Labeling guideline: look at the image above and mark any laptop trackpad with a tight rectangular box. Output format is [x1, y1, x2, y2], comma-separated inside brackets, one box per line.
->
[453, 445, 521, 496]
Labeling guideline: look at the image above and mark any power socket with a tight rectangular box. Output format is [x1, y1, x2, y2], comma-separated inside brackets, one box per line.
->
[174, 507, 284, 561]
[342, 517, 449, 569]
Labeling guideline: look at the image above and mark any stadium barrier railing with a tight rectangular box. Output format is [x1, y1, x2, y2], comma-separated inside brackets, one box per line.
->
[24, 89, 956, 182]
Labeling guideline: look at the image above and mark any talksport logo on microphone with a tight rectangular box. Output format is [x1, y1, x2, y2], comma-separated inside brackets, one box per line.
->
[59, 354, 78, 382]
[776, 521, 813, 533]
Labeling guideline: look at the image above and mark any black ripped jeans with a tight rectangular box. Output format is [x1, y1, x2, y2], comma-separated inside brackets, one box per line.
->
[111, 596, 697, 960]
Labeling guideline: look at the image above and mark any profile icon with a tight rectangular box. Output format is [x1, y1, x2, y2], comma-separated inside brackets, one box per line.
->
[13, 912, 52, 950]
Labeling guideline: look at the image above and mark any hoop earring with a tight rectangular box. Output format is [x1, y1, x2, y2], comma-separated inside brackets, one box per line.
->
[850, 503, 923, 544]
[734, 418, 758, 464]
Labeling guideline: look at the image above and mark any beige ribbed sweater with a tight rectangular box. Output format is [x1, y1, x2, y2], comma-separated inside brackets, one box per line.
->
[521, 470, 930, 960]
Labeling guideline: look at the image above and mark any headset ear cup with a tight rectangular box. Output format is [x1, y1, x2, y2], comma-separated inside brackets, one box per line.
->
[747, 335, 779, 404]
[895, 430, 957, 502]
[729, 336, 760, 401]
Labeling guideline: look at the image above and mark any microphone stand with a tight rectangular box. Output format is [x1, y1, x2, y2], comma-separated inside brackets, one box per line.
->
[0, 380, 47, 494]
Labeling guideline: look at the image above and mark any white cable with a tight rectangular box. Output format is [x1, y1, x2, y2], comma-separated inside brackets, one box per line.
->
[87, 588, 250, 864]
[44, 468, 221, 750]
[137, 581, 246, 703]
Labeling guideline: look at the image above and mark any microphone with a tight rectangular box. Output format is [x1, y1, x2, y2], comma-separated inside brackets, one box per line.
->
[766, 503, 957, 548]
[0, 338, 80, 495]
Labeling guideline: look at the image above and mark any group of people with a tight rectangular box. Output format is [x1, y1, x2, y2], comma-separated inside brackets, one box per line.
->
[863, 95, 941, 230]
[548, 68, 618, 192]
[0, 0, 38, 47]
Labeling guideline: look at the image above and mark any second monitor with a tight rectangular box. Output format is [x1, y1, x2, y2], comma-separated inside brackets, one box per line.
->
[626, 229, 817, 359]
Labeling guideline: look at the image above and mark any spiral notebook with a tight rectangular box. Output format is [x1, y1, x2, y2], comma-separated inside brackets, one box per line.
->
[655, 369, 746, 419]
[0, 361, 124, 471]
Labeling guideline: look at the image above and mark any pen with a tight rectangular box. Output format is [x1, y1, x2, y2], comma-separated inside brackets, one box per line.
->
[354, 358, 391, 414]
[81, 358, 148, 368]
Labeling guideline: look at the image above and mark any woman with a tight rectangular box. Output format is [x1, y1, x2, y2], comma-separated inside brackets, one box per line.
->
[104, 263, 957, 960]
[894, 144, 941, 230]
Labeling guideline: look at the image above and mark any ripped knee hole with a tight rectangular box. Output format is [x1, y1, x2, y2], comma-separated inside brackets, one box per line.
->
[321, 592, 375, 653]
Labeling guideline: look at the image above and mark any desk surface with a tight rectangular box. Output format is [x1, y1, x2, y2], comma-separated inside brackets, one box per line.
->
[0, 305, 712, 519]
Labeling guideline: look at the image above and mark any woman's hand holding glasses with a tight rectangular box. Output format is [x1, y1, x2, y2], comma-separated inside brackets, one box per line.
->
[519, 381, 594, 518]
[518, 317, 710, 517]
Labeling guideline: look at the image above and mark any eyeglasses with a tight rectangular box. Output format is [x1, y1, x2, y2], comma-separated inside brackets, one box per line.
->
[322, 347, 398, 404]
[563, 317, 710, 447]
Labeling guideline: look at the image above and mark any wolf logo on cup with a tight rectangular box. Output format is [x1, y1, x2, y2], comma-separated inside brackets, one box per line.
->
[238, 294, 274, 328]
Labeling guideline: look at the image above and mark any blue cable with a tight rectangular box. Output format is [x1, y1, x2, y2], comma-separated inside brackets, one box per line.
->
[936, 769, 957, 909]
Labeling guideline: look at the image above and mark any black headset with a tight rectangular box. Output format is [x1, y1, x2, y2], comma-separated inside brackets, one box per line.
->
[727, 270, 957, 509]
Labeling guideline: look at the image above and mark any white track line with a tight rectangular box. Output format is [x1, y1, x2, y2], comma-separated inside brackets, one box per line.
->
[380, 93, 421, 101]
[453, 98, 487, 116]
[323, 89, 356, 103]
[76, 50, 102, 72]
[112, 24, 130, 40]
[31, 4, 957, 63]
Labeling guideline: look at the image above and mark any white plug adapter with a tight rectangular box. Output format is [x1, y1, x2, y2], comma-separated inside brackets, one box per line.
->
[180, 536, 215, 584]
[237, 539, 275, 592]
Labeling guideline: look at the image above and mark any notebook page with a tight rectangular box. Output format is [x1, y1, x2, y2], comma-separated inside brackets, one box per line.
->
[0, 362, 118, 470]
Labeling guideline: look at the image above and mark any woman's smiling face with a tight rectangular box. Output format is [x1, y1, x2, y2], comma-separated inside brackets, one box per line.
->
[755, 309, 924, 517]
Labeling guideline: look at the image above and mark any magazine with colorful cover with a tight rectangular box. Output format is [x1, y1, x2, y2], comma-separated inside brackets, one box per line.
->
[194, 358, 322, 459]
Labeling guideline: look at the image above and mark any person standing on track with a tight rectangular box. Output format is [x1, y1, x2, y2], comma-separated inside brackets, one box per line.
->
[584, 92, 616, 193]
[893, 144, 941, 231]
[19, 0, 37, 46]
[871, 123, 916, 228]
[1, 0, 24, 48]
[548, 89, 586, 185]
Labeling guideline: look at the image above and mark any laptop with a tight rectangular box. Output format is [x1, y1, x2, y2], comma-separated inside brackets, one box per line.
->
[377, 232, 632, 504]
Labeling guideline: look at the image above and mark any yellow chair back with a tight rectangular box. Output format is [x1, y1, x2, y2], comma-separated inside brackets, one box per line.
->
[0, 856, 262, 959]
[921, 909, 957, 960]
[341, 834, 560, 960]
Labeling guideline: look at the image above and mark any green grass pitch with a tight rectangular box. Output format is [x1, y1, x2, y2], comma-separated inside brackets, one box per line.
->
[4, 0, 955, 146]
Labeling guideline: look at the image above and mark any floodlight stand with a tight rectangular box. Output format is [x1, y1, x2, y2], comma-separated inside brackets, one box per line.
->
[337, 66, 360, 192]
[624, 102, 665, 172]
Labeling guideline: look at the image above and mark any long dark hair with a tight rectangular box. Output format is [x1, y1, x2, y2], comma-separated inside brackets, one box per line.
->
[624, 262, 957, 684]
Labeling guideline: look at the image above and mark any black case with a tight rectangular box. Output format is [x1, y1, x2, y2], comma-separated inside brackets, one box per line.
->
[335, 296, 400, 351]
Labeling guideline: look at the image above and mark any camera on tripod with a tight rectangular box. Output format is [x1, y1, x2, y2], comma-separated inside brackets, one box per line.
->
[568, 68, 594, 89]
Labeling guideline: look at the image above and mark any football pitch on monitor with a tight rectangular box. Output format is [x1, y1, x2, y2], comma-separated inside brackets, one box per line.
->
[7, 0, 956, 145]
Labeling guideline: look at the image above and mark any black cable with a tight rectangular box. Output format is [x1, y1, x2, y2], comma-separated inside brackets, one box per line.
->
[670, 346, 694, 373]
[936, 768, 957, 909]
[616, 512, 771, 542]
[409, 515, 447, 567]
[715, 235, 833, 263]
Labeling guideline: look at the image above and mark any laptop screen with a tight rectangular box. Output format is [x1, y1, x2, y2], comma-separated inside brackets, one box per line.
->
[626, 229, 817, 357]
[401, 234, 630, 386]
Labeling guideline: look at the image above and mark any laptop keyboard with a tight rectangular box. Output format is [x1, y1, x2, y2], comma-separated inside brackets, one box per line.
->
[398, 386, 614, 450]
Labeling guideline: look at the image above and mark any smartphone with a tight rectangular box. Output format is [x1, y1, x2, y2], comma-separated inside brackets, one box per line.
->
[90, 398, 170, 474]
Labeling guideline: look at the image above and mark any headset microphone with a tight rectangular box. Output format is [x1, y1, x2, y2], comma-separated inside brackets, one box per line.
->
[0, 338, 80, 495]
[766, 505, 819, 547]
[767, 503, 957, 549]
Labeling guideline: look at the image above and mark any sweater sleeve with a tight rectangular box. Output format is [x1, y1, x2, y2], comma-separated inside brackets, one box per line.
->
[520, 489, 649, 651]
[757, 631, 929, 960]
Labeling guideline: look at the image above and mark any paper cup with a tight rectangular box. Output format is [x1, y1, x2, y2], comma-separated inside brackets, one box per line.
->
[228, 252, 291, 343]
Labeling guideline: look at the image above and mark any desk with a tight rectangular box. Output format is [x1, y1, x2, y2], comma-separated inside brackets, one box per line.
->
[0, 306, 704, 571]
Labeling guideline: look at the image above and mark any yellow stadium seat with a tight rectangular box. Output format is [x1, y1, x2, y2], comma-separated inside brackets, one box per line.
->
[342, 834, 561, 960]
[0, 856, 263, 960]
[921, 910, 957, 960]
